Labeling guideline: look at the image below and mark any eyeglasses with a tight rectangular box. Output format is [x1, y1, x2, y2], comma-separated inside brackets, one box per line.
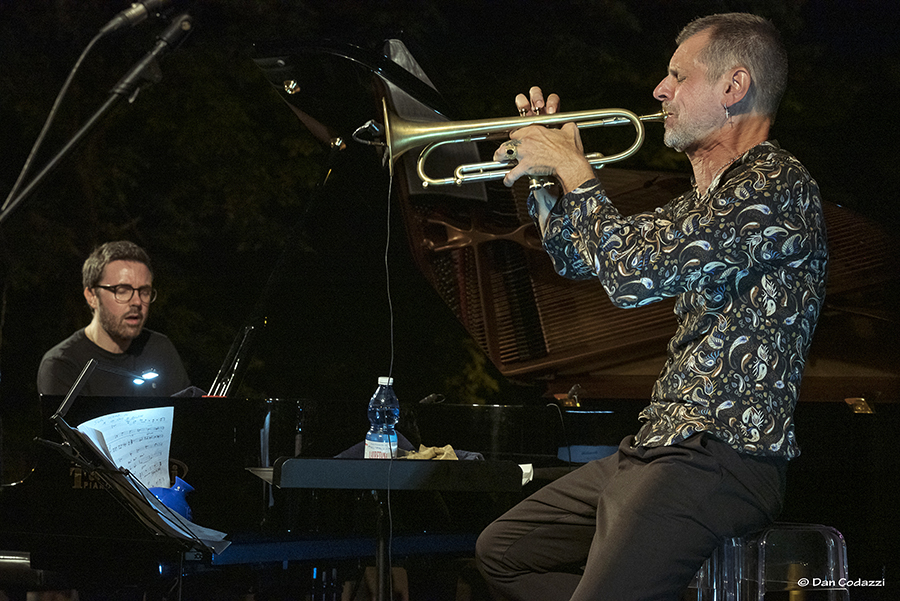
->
[95, 284, 157, 304]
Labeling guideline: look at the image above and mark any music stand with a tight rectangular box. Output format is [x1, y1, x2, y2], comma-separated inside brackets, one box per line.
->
[45, 358, 231, 555]
[255, 456, 523, 601]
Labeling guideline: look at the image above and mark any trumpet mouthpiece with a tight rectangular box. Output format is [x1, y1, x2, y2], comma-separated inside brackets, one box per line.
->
[641, 111, 669, 122]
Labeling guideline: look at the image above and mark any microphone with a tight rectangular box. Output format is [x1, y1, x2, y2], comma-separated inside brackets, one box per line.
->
[110, 13, 193, 98]
[99, 0, 173, 35]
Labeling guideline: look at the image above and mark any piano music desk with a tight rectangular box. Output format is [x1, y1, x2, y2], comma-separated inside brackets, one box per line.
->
[247, 457, 523, 601]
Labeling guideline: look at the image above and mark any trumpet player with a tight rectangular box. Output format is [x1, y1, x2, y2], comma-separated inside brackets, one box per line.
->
[476, 12, 828, 601]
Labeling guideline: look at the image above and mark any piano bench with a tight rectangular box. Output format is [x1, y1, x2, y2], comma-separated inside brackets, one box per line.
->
[684, 522, 849, 601]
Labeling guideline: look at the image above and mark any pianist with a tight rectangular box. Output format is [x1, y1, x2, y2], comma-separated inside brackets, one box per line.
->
[37, 240, 190, 397]
[476, 13, 828, 601]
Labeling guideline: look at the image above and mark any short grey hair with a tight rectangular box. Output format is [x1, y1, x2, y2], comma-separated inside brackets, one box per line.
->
[677, 13, 788, 119]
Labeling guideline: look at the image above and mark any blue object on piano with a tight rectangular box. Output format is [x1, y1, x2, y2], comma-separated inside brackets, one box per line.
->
[150, 476, 194, 520]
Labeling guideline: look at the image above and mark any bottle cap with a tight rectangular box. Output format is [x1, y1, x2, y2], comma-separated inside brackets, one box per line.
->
[378, 376, 394, 386]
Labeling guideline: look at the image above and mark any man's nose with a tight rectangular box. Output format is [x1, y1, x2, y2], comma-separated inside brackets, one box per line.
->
[653, 78, 670, 102]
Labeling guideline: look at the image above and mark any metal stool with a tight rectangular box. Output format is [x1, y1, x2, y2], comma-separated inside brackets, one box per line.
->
[685, 522, 850, 600]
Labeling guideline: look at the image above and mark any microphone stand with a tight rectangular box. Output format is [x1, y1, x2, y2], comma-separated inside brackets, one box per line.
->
[0, 93, 122, 225]
[0, 13, 193, 226]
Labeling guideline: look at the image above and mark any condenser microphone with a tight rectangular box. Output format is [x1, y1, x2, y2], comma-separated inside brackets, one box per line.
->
[110, 12, 193, 97]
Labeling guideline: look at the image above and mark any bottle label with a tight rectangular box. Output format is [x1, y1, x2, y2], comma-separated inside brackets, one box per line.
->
[364, 438, 396, 459]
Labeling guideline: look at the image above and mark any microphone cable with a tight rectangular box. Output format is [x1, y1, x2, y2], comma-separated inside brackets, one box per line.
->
[383, 168, 396, 601]
[384, 173, 396, 381]
[548, 402, 574, 471]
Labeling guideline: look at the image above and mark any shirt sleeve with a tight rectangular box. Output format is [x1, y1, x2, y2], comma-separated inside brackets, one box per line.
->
[532, 158, 822, 309]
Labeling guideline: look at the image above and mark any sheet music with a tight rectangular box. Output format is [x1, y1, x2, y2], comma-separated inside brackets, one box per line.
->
[70, 405, 230, 552]
[77, 406, 173, 489]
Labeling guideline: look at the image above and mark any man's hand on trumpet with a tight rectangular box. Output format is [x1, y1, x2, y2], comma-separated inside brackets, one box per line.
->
[497, 86, 596, 193]
[515, 86, 561, 116]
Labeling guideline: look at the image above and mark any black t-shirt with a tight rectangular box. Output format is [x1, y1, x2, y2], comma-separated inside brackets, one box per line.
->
[37, 328, 191, 397]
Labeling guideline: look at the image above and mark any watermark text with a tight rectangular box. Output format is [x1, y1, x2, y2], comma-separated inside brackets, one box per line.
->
[797, 577, 885, 588]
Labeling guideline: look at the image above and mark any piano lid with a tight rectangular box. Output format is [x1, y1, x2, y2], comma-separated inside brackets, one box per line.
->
[251, 38, 452, 142]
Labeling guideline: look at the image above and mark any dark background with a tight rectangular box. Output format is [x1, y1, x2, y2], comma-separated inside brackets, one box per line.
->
[1, 0, 898, 595]
[1, 0, 897, 403]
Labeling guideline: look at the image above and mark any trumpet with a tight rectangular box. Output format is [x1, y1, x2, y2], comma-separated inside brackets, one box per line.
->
[357, 98, 667, 187]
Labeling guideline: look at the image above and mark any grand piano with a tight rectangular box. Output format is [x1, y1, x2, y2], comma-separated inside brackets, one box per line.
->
[2, 37, 898, 600]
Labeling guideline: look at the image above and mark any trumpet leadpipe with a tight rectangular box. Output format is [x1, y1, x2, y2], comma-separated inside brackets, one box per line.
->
[578, 111, 668, 128]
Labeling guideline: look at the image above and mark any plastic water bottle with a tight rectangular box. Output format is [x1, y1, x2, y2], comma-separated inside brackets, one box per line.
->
[364, 377, 400, 459]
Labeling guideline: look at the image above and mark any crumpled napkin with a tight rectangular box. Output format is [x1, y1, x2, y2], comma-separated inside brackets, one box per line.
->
[398, 444, 458, 460]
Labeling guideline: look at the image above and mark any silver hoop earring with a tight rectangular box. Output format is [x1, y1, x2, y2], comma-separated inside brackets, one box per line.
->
[723, 104, 730, 120]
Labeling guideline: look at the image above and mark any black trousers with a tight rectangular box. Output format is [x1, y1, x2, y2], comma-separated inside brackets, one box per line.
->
[475, 433, 787, 601]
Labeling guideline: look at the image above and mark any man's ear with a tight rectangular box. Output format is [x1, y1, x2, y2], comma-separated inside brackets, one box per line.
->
[723, 67, 751, 108]
[84, 286, 97, 311]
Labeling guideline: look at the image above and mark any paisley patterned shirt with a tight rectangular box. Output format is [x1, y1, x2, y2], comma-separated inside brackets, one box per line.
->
[531, 141, 828, 459]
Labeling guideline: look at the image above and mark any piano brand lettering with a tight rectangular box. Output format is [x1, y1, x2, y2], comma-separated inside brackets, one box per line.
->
[70, 466, 105, 490]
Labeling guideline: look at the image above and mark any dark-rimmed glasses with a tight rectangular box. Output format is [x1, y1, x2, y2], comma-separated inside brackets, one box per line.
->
[94, 284, 157, 304]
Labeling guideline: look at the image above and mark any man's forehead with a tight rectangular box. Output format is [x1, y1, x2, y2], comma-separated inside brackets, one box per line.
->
[670, 31, 710, 70]
[101, 260, 152, 281]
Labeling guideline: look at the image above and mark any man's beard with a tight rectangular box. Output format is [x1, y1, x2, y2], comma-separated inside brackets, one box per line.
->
[98, 306, 145, 344]
[663, 106, 722, 152]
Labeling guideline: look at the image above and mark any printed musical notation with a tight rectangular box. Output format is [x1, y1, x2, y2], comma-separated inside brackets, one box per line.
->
[77, 406, 174, 489]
